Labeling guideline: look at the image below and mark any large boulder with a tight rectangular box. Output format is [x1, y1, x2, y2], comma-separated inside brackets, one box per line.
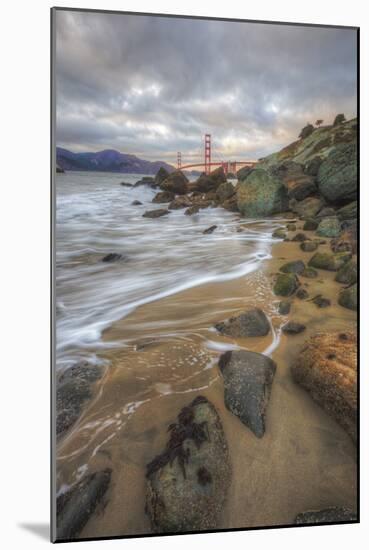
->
[145, 395, 231, 533]
[337, 201, 357, 221]
[218, 350, 277, 438]
[216, 181, 235, 202]
[316, 217, 342, 238]
[308, 252, 351, 271]
[237, 165, 254, 181]
[237, 169, 288, 217]
[289, 196, 324, 218]
[215, 308, 270, 338]
[335, 259, 357, 285]
[338, 283, 357, 310]
[155, 167, 170, 187]
[291, 331, 357, 440]
[272, 161, 316, 201]
[317, 142, 357, 203]
[57, 469, 112, 540]
[192, 167, 227, 193]
[160, 171, 189, 195]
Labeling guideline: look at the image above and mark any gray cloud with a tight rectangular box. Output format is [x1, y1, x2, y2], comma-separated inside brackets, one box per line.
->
[55, 10, 357, 164]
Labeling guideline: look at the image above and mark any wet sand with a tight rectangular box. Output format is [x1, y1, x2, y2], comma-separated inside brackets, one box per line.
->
[56, 221, 357, 538]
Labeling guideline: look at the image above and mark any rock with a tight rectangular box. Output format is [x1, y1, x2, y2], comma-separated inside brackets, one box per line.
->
[56, 469, 112, 540]
[316, 217, 342, 238]
[308, 252, 351, 271]
[143, 209, 170, 219]
[278, 300, 291, 315]
[291, 232, 309, 242]
[155, 166, 170, 187]
[316, 207, 336, 219]
[295, 507, 356, 525]
[56, 164, 65, 173]
[304, 156, 323, 177]
[218, 350, 276, 437]
[311, 295, 331, 308]
[331, 223, 357, 254]
[237, 169, 288, 217]
[215, 308, 270, 338]
[273, 273, 299, 296]
[56, 363, 104, 438]
[301, 267, 318, 278]
[237, 165, 254, 181]
[300, 241, 318, 252]
[282, 321, 306, 334]
[338, 284, 357, 310]
[272, 161, 316, 200]
[169, 195, 192, 210]
[131, 200, 142, 205]
[317, 142, 357, 202]
[203, 225, 217, 235]
[216, 182, 235, 202]
[134, 176, 156, 188]
[335, 259, 357, 285]
[222, 195, 239, 212]
[185, 205, 200, 216]
[145, 396, 231, 533]
[303, 218, 319, 231]
[152, 191, 175, 203]
[160, 171, 189, 195]
[272, 228, 287, 239]
[337, 201, 357, 221]
[102, 253, 124, 263]
[120, 181, 132, 187]
[280, 260, 305, 274]
[286, 223, 296, 231]
[291, 331, 357, 440]
[296, 288, 309, 300]
[289, 196, 324, 218]
[192, 167, 227, 193]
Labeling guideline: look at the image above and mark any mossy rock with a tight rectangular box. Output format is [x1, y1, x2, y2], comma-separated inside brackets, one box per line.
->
[280, 260, 305, 274]
[237, 169, 288, 217]
[278, 300, 291, 315]
[316, 217, 341, 238]
[301, 267, 318, 278]
[335, 259, 357, 285]
[337, 201, 357, 221]
[300, 241, 318, 252]
[273, 273, 299, 296]
[303, 218, 318, 231]
[308, 252, 351, 271]
[317, 142, 357, 202]
[338, 284, 357, 310]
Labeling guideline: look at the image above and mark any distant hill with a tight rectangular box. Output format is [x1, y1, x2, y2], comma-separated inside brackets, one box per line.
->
[56, 147, 176, 175]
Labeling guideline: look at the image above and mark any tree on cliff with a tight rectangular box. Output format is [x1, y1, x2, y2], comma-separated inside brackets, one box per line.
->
[299, 123, 315, 139]
[315, 119, 323, 127]
[333, 113, 346, 126]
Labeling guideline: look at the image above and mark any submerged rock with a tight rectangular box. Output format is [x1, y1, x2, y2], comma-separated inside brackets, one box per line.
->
[215, 308, 270, 338]
[295, 507, 356, 525]
[203, 225, 217, 235]
[185, 205, 200, 216]
[308, 252, 351, 271]
[291, 331, 357, 440]
[280, 260, 305, 274]
[56, 362, 104, 438]
[282, 321, 306, 334]
[145, 395, 231, 533]
[131, 200, 142, 205]
[101, 253, 124, 263]
[237, 169, 288, 217]
[338, 283, 357, 311]
[142, 209, 170, 219]
[273, 273, 299, 296]
[316, 217, 342, 238]
[57, 469, 112, 540]
[218, 350, 276, 438]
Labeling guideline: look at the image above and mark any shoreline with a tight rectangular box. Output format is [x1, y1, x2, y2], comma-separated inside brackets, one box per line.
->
[56, 213, 357, 538]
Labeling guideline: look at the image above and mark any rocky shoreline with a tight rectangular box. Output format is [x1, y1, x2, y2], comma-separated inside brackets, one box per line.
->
[55, 115, 357, 539]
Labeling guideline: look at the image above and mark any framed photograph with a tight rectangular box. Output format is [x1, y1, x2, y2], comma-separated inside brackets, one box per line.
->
[51, 7, 359, 542]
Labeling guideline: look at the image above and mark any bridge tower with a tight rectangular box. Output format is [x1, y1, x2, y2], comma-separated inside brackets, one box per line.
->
[204, 134, 211, 175]
[177, 151, 182, 170]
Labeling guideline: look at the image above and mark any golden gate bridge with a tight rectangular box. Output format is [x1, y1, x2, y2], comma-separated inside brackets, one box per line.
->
[176, 134, 258, 175]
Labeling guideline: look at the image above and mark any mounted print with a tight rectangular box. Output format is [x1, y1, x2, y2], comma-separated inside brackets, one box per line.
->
[51, 7, 359, 542]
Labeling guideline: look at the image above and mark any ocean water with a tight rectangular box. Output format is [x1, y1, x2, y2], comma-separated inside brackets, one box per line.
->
[55, 171, 280, 370]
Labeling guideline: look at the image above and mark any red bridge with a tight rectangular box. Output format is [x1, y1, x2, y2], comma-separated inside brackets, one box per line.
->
[177, 134, 258, 175]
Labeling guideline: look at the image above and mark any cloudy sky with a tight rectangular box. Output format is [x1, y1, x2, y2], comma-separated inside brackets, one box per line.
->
[55, 10, 357, 165]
